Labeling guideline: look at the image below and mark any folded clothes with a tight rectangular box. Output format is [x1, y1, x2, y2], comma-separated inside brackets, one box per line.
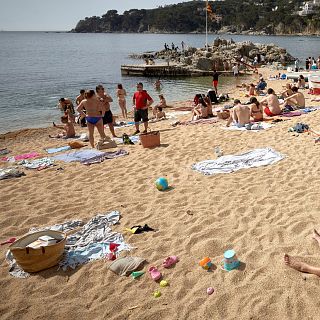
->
[45, 146, 71, 154]
[0, 167, 25, 180]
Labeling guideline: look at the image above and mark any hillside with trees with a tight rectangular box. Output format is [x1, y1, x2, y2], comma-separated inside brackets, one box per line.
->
[72, 0, 320, 35]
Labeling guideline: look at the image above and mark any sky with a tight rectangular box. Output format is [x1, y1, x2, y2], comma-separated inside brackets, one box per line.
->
[0, 0, 193, 31]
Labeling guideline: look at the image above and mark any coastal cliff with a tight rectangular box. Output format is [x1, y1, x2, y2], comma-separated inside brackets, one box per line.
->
[71, 0, 320, 35]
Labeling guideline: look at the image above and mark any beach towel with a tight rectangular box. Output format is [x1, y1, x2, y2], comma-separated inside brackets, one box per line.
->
[192, 148, 284, 175]
[1, 152, 40, 162]
[223, 122, 272, 131]
[6, 211, 132, 277]
[81, 149, 129, 165]
[0, 167, 25, 180]
[281, 111, 303, 117]
[178, 118, 218, 126]
[45, 146, 71, 154]
[52, 149, 105, 163]
[20, 157, 55, 170]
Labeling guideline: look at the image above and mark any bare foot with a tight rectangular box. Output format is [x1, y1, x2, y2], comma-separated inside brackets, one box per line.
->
[312, 229, 320, 242]
[284, 254, 309, 273]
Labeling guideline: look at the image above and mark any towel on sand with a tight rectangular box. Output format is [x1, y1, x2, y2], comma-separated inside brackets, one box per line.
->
[45, 146, 71, 154]
[1, 152, 40, 162]
[20, 157, 55, 170]
[192, 148, 284, 175]
[6, 211, 132, 277]
[81, 149, 129, 165]
[223, 122, 272, 131]
[52, 149, 105, 163]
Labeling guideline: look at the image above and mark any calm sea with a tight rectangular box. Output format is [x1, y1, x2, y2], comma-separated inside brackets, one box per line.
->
[0, 32, 319, 133]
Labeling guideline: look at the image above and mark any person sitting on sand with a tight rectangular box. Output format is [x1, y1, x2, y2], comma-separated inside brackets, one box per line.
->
[192, 96, 208, 120]
[49, 115, 75, 139]
[282, 86, 305, 109]
[249, 97, 263, 122]
[246, 83, 257, 97]
[204, 96, 213, 116]
[284, 229, 320, 277]
[156, 107, 166, 119]
[64, 105, 76, 124]
[77, 90, 107, 148]
[116, 84, 127, 119]
[153, 94, 166, 116]
[256, 78, 267, 93]
[280, 83, 293, 99]
[226, 99, 250, 127]
[260, 88, 282, 117]
[297, 75, 306, 89]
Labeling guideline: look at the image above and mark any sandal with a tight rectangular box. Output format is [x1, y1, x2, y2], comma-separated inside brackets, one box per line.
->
[162, 256, 179, 268]
[148, 266, 162, 281]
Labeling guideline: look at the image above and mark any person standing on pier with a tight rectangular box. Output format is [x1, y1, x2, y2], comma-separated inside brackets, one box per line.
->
[181, 41, 185, 52]
[132, 82, 154, 135]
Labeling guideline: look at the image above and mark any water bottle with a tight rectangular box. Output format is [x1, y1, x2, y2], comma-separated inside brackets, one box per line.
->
[214, 146, 223, 158]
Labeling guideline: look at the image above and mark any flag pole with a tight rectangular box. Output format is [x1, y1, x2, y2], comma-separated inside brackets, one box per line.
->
[205, 0, 208, 50]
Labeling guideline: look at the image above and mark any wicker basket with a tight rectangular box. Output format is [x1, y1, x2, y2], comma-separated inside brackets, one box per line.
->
[140, 130, 160, 148]
[9, 230, 66, 273]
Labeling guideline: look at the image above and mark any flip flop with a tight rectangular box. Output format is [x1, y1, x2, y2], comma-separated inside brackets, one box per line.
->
[148, 266, 162, 281]
[162, 256, 179, 268]
[1, 237, 16, 245]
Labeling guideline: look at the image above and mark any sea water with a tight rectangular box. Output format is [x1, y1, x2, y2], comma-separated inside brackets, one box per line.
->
[0, 32, 319, 133]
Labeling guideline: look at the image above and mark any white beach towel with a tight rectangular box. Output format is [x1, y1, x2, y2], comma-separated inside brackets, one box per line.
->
[52, 149, 105, 162]
[6, 211, 132, 277]
[192, 148, 284, 175]
[223, 122, 272, 131]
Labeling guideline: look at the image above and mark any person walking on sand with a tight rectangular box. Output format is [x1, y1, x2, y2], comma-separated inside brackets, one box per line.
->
[132, 82, 153, 135]
[116, 84, 127, 119]
[96, 84, 117, 137]
[284, 229, 320, 277]
[77, 90, 107, 148]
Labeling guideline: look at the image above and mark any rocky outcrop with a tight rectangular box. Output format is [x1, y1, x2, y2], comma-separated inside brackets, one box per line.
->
[130, 38, 295, 71]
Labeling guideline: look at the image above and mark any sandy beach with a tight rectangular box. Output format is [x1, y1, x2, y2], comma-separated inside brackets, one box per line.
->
[1, 67, 320, 320]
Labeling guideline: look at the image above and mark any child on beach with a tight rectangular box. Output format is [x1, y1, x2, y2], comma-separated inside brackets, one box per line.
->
[245, 83, 257, 97]
[49, 115, 75, 139]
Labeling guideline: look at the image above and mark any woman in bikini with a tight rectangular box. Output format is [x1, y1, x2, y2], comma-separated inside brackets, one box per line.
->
[249, 97, 263, 121]
[116, 84, 127, 119]
[77, 90, 107, 148]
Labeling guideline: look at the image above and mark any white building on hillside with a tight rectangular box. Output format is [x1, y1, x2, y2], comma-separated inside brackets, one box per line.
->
[299, 0, 320, 15]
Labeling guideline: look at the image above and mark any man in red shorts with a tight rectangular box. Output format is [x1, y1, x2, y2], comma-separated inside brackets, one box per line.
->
[260, 88, 282, 116]
[212, 70, 219, 93]
[132, 82, 154, 135]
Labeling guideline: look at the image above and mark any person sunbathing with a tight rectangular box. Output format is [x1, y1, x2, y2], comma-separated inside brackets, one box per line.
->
[249, 97, 263, 122]
[260, 88, 282, 117]
[280, 83, 293, 98]
[284, 229, 320, 277]
[226, 100, 250, 127]
[297, 75, 306, 89]
[282, 86, 305, 109]
[49, 115, 75, 138]
[153, 94, 166, 116]
[192, 97, 208, 120]
[245, 83, 257, 97]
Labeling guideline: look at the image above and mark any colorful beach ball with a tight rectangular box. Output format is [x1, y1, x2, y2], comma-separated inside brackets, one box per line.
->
[155, 177, 168, 191]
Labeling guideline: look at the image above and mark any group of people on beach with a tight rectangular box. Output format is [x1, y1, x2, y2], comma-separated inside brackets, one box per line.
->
[53, 82, 170, 148]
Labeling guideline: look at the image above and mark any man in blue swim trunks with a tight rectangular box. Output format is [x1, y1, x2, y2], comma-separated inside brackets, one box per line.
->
[96, 85, 117, 137]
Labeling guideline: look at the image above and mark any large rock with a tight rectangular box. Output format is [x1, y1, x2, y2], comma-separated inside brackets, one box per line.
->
[194, 57, 213, 70]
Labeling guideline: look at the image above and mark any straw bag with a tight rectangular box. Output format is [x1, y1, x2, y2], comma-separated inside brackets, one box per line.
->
[9, 230, 66, 273]
[140, 130, 160, 148]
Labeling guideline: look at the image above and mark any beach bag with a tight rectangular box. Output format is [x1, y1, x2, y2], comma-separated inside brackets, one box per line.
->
[9, 230, 66, 273]
[140, 130, 160, 148]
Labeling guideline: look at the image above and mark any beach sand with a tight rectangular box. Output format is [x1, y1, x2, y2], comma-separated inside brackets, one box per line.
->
[1, 67, 320, 319]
